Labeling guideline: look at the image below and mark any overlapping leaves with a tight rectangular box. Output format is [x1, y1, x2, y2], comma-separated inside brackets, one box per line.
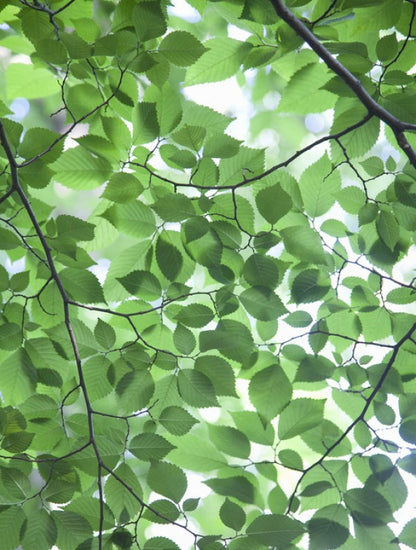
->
[0, 0, 415, 548]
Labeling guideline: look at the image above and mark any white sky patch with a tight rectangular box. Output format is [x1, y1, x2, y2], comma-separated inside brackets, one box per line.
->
[305, 112, 326, 133]
[199, 407, 221, 423]
[10, 98, 30, 120]
[89, 258, 110, 285]
[184, 77, 253, 141]
[228, 24, 251, 41]
[167, 0, 201, 22]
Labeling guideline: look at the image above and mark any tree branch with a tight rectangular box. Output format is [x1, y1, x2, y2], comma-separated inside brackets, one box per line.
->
[286, 320, 416, 513]
[269, 0, 416, 168]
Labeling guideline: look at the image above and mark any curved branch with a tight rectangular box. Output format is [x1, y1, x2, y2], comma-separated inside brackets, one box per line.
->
[286, 321, 416, 512]
[131, 114, 372, 191]
[269, 0, 416, 168]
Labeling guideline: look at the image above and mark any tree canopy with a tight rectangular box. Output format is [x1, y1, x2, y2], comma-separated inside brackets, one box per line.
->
[0, 0, 416, 548]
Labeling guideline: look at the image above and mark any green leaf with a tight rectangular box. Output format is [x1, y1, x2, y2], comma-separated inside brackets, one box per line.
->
[175, 304, 214, 328]
[104, 201, 156, 238]
[56, 215, 95, 242]
[6, 63, 59, 99]
[249, 365, 292, 421]
[208, 425, 250, 459]
[117, 270, 162, 300]
[278, 63, 335, 114]
[159, 406, 198, 436]
[152, 193, 195, 221]
[173, 323, 196, 354]
[204, 133, 241, 158]
[159, 30, 206, 66]
[386, 287, 416, 304]
[60, 268, 105, 303]
[0, 323, 22, 351]
[204, 476, 255, 504]
[0, 227, 20, 249]
[231, 411, 274, 446]
[133, 102, 160, 144]
[94, 319, 116, 349]
[400, 418, 416, 444]
[278, 399, 325, 440]
[243, 254, 280, 289]
[0, 349, 37, 405]
[143, 499, 180, 524]
[105, 463, 142, 522]
[143, 537, 180, 550]
[284, 311, 313, 327]
[281, 225, 327, 265]
[51, 147, 112, 189]
[291, 269, 331, 303]
[147, 461, 187, 502]
[116, 369, 155, 413]
[132, 1, 167, 41]
[220, 498, 246, 531]
[295, 355, 335, 382]
[344, 488, 394, 525]
[173, 124, 206, 151]
[359, 202, 379, 225]
[240, 286, 287, 321]
[156, 232, 183, 281]
[255, 183, 292, 224]
[169, 434, 227, 472]
[376, 210, 399, 251]
[397, 453, 416, 475]
[129, 433, 175, 461]
[185, 37, 252, 85]
[183, 498, 199, 512]
[110, 528, 134, 548]
[151, 82, 183, 134]
[83, 356, 113, 401]
[195, 355, 237, 397]
[278, 449, 303, 470]
[337, 186, 366, 214]
[177, 369, 219, 408]
[2, 430, 34, 453]
[200, 320, 254, 364]
[308, 505, 349, 550]
[53, 510, 92, 549]
[102, 172, 142, 203]
[246, 514, 305, 547]
[400, 519, 416, 549]
[219, 146, 265, 185]
[21, 508, 57, 549]
[299, 154, 341, 217]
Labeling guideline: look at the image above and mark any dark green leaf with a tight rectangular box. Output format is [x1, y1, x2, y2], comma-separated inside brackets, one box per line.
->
[129, 433, 175, 461]
[278, 399, 325, 439]
[159, 406, 198, 436]
[249, 365, 292, 421]
[60, 268, 105, 303]
[177, 369, 219, 407]
[208, 425, 250, 459]
[147, 462, 187, 502]
[117, 270, 162, 300]
[246, 514, 305, 547]
[204, 476, 255, 504]
[220, 498, 246, 531]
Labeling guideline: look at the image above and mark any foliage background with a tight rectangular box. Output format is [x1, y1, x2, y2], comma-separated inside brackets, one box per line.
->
[0, 0, 416, 549]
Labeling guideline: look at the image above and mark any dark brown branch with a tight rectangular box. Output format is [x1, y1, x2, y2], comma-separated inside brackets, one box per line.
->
[0, 185, 16, 205]
[269, 0, 416, 168]
[18, 68, 126, 168]
[0, 120, 106, 549]
[286, 320, 416, 512]
[131, 114, 372, 191]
